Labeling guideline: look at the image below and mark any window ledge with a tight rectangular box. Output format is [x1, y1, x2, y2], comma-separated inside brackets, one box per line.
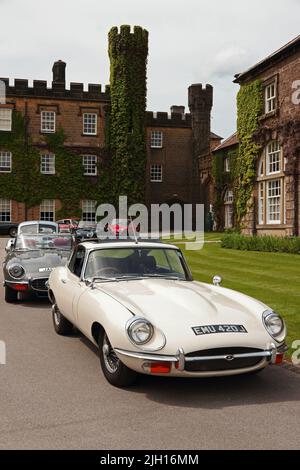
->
[259, 109, 278, 121]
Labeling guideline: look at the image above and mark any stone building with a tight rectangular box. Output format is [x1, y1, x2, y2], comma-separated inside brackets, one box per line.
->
[234, 34, 300, 236]
[0, 60, 221, 224]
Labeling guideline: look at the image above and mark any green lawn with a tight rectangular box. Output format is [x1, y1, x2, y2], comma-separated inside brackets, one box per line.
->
[170, 239, 300, 357]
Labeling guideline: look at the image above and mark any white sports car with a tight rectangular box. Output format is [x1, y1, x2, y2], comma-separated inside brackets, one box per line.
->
[48, 240, 287, 387]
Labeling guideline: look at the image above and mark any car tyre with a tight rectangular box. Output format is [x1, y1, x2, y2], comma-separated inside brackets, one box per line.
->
[99, 330, 138, 388]
[52, 304, 73, 335]
[5, 285, 18, 303]
[9, 227, 17, 238]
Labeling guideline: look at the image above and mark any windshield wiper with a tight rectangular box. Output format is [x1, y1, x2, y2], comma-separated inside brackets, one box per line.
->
[142, 274, 184, 281]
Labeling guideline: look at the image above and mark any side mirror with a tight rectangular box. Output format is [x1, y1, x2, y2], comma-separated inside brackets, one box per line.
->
[5, 239, 15, 252]
[213, 275, 222, 287]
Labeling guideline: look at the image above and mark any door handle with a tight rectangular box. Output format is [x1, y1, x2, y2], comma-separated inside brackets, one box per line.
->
[61, 279, 67, 284]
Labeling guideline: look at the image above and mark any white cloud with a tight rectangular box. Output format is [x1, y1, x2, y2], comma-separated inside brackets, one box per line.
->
[0, 0, 299, 137]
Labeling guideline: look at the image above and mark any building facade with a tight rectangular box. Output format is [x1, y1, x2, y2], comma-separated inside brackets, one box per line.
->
[0, 61, 221, 224]
[234, 34, 300, 236]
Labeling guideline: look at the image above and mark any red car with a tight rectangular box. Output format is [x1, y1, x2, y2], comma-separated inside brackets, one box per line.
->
[56, 218, 80, 233]
[106, 218, 140, 238]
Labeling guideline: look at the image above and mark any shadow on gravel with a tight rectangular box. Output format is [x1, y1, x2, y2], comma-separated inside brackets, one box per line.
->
[78, 333, 300, 410]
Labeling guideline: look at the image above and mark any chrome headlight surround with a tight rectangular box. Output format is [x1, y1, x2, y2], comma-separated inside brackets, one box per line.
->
[86, 231, 94, 239]
[8, 264, 25, 279]
[263, 309, 286, 342]
[127, 317, 154, 346]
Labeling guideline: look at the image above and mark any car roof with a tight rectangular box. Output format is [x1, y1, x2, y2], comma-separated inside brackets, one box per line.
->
[79, 239, 179, 251]
[19, 221, 58, 227]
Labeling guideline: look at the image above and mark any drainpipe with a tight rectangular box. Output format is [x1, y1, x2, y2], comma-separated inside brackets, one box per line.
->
[24, 99, 28, 220]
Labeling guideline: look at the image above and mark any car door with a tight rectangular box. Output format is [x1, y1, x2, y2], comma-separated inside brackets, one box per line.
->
[57, 245, 88, 324]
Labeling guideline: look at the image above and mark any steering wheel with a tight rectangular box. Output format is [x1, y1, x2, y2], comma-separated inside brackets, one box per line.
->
[93, 267, 121, 278]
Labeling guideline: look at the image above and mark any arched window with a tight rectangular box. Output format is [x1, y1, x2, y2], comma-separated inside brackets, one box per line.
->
[257, 141, 285, 225]
[224, 190, 234, 229]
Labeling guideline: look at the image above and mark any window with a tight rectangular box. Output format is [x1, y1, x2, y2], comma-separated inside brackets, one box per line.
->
[82, 200, 96, 222]
[41, 111, 56, 133]
[83, 113, 97, 135]
[40, 154, 55, 174]
[69, 246, 86, 278]
[258, 182, 264, 225]
[257, 142, 284, 225]
[224, 157, 230, 173]
[265, 82, 276, 114]
[40, 199, 55, 221]
[267, 180, 281, 224]
[150, 164, 163, 182]
[82, 155, 97, 175]
[0, 109, 12, 131]
[266, 141, 281, 175]
[150, 131, 163, 148]
[0, 151, 12, 172]
[0, 198, 11, 222]
[224, 190, 233, 229]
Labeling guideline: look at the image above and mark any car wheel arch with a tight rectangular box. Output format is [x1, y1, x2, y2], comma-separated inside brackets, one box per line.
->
[92, 322, 105, 345]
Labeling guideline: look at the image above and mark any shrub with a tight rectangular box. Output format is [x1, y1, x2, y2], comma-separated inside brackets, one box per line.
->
[221, 234, 300, 254]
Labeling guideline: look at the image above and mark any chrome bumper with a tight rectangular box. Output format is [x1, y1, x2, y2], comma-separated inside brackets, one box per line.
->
[115, 344, 288, 372]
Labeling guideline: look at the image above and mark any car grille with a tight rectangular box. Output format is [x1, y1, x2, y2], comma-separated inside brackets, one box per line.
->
[185, 347, 266, 372]
[31, 278, 48, 292]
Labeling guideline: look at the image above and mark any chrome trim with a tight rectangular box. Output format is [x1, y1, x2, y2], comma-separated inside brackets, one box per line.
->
[125, 317, 167, 352]
[115, 347, 274, 367]
[7, 263, 25, 280]
[4, 280, 28, 286]
[114, 348, 177, 362]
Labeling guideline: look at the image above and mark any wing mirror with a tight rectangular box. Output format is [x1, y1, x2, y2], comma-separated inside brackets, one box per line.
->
[213, 275, 222, 287]
[5, 239, 15, 252]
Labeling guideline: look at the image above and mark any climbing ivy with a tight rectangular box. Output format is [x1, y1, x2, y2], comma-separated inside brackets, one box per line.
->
[0, 112, 111, 219]
[236, 80, 263, 225]
[212, 148, 238, 229]
[108, 25, 148, 206]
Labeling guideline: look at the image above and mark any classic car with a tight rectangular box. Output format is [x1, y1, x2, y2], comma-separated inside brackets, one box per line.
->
[47, 240, 287, 388]
[17, 220, 59, 235]
[3, 233, 73, 303]
[105, 218, 140, 238]
[0, 221, 18, 238]
[73, 220, 97, 242]
[56, 218, 80, 233]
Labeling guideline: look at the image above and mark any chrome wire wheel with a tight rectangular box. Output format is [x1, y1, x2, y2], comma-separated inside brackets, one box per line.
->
[102, 334, 120, 374]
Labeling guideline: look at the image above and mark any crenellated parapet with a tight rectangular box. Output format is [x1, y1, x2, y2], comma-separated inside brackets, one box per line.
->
[146, 111, 191, 128]
[0, 77, 110, 102]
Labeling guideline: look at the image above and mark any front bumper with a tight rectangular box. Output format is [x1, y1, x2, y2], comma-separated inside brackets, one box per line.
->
[4, 278, 49, 296]
[114, 343, 288, 377]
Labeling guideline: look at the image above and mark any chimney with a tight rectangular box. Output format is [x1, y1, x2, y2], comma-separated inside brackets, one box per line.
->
[170, 105, 185, 115]
[52, 60, 66, 87]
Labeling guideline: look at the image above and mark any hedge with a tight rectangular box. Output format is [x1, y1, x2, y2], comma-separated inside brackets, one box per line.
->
[221, 233, 300, 254]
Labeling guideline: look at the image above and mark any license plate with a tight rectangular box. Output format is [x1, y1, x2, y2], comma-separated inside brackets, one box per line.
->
[39, 267, 53, 273]
[192, 325, 248, 336]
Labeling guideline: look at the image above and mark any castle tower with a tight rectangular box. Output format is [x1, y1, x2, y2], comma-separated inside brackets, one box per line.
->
[188, 84, 213, 211]
[108, 25, 148, 206]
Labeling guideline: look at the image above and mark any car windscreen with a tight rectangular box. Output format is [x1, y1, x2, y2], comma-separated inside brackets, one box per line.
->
[85, 247, 188, 280]
[20, 224, 57, 234]
[15, 234, 73, 251]
[78, 221, 96, 229]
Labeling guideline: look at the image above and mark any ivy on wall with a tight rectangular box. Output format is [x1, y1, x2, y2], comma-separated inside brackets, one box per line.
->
[236, 80, 263, 225]
[108, 25, 148, 206]
[212, 148, 238, 230]
[0, 111, 111, 219]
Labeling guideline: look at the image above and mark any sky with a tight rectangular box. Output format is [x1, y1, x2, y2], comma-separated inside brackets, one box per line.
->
[0, 0, 299, 138]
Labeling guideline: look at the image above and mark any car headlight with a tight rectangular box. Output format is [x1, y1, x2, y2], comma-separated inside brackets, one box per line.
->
[86, 231, 94, 238]
[8, 264, 25, 279]
[127, 318, 154, 345]
[263, 310, 286, 341]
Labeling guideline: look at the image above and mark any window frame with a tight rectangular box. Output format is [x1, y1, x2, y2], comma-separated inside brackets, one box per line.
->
[0, 151, 12, 173]
[83, 113, 97, 136]
[150, 131, 163, 149]
[40, 153, 55, 175]
[0, 109, 12, 132]
[264, 81, 277, 115]
[40, 199, 55, 222]
[41, 111, 56, 134]
[82, 200, 97, 222]
[0, 198, 11, 222]
[150, 164, 163, 183]
[82, 155, 98, 176]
